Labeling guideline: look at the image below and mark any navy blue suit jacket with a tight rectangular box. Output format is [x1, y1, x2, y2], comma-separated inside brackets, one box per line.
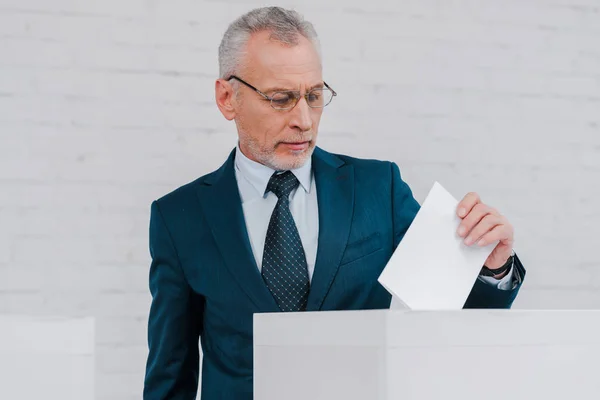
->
[143, 147, 525, 399]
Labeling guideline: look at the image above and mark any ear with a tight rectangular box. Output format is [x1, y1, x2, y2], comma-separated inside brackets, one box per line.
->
[215, 79, 236, 121]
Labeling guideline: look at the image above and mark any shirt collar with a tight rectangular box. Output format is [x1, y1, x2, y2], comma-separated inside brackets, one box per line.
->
[234, 143, 313, 199]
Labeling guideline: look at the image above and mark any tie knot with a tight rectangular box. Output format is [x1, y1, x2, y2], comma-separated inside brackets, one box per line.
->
[266, 171, 299, 199]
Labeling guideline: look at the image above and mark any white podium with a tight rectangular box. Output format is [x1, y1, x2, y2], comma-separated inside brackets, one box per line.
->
[254, 310, 600, 400]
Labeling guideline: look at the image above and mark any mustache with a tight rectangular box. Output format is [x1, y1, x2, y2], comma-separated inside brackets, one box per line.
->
[278, 133, 313, 144]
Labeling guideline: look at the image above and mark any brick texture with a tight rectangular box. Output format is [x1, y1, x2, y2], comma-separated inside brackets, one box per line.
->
[1, 1, 599, 398]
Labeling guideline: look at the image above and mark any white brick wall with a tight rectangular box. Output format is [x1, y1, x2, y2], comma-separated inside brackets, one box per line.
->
[0, 316, 95, 400]
[0, 0, 598, 398]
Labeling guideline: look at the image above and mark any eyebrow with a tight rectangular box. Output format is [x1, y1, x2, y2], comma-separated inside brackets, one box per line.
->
[262, 82, 324, 93]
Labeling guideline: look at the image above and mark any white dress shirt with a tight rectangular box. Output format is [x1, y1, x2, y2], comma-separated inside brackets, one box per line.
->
[234, 144, 319, 282]
[233, 144, 515, 290]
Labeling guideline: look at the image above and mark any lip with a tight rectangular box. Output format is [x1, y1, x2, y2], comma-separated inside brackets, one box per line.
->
[281, 141, 309, 151]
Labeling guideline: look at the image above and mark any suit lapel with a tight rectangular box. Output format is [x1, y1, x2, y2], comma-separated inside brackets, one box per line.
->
[306, 148, 355, 311]
[197, 149, 280, 313]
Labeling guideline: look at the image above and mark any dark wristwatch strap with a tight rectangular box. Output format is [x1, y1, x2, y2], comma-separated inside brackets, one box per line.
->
[481, 254, 514, 277]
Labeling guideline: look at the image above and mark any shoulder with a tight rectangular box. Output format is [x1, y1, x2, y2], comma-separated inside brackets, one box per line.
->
[315, 147, 415, 202]
[151, 167, 219, 217]
[314, 146, 397, 177]
[153, 149, 234, 212]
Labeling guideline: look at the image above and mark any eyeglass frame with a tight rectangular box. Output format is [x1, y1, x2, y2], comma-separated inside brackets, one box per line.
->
[226, 75, 337, 110]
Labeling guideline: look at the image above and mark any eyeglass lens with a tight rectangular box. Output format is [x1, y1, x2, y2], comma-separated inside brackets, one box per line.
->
[270, 88, 333, 110]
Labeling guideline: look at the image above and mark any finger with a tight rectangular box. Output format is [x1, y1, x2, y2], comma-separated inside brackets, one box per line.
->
[457, 192, 480, 218]
[457, 203, 493, 238]
[477, 224, 511, 247]
[464, 214, 503, 245]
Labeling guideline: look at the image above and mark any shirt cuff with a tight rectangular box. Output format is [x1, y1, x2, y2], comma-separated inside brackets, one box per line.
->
[478, 265, 515, 291]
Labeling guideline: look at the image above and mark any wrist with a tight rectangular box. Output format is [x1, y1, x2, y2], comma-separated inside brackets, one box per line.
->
[492, 269, 509, 280]
[481, 251, 514, 279]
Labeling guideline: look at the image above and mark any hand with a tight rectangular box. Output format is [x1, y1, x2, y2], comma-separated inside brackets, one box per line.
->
[456, 192, 514, 271]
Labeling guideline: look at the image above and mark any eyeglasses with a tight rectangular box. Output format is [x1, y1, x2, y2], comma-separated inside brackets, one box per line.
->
[227, 75, 337, 110]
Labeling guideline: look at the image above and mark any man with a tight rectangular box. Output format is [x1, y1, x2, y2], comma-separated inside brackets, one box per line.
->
[143, 6, 525, 399]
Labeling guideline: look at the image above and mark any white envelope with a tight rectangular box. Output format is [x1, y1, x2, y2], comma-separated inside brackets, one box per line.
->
[379, 181, 498, 310]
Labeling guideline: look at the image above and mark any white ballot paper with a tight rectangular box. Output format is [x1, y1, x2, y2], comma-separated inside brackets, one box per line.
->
[378, 181, 498, 310]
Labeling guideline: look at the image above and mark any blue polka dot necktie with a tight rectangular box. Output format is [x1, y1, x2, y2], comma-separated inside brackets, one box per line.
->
[261, 171, 310, 312]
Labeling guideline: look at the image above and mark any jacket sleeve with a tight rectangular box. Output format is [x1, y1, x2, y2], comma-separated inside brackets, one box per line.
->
[390, 162, 421, 250]
[144, 200, 203, 399]
[390, 162, 526, 309]
[463, 253, 526, 309]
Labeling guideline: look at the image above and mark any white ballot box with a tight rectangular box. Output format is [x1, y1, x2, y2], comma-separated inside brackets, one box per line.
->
[254, 310, 600, 400]
[0, 315, 95, 400]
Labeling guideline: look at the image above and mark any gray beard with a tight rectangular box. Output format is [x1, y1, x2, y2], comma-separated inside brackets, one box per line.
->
[244, 138, 315, 171]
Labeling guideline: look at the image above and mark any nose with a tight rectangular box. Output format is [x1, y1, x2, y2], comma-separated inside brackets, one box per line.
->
[288, 96, 313, 132]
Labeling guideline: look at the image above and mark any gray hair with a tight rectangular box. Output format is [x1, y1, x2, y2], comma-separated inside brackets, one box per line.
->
[218, 6, 321, 80]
